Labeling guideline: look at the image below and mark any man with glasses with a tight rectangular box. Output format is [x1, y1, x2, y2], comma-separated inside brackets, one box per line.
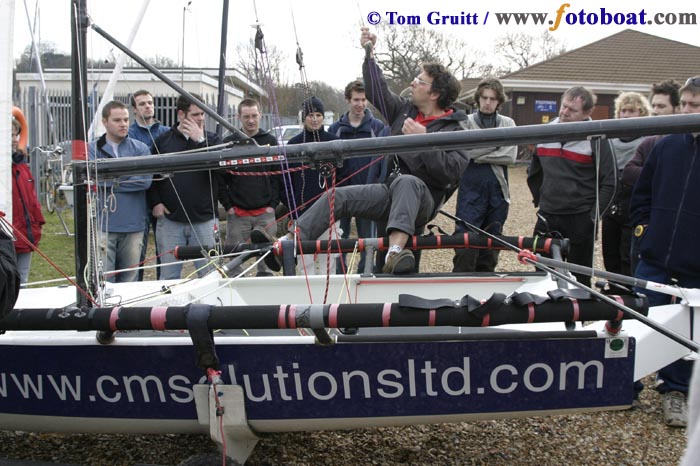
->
[356, 27, 469, 273]
[254, 28, 469, 275]
[629, 76, 700, 427]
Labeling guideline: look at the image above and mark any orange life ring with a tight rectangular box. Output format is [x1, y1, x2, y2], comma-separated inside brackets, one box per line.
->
[11, 106, 28, 153]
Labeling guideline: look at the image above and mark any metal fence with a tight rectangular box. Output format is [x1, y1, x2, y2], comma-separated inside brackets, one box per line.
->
[16, 86, 296, 207]
[16, 86, 241, 148]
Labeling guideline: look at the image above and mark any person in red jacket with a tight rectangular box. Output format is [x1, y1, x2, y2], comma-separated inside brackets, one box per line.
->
[11, 114, 44, 284]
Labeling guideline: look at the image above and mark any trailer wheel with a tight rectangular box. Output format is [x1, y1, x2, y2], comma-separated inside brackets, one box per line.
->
[177, 452, 238, 466]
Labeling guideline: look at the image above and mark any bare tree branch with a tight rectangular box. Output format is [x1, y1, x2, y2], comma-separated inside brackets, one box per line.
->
[494, 31, 567, 73]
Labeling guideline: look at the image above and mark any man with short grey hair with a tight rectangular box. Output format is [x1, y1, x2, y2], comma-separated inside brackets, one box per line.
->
[527, 86, 617, 287]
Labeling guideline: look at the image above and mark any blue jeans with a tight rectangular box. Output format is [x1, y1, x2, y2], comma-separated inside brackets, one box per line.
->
[453, 162, 509, 272]
[634, 259, 700, 394]
[16, 252, 32, 284]
[156, 217, 217, 280]
[99, 231, 145, 283]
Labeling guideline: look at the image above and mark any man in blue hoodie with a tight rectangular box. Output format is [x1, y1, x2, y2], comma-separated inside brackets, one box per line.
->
[328, 80, 386, 273]
[630, 76, 700, 427]
[89, 101, 152, 282]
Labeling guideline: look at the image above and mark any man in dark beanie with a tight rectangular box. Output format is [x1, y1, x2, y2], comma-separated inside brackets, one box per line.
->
[285, 96, 343, 213]
[282, 96, 348, 274]
[302, 96, 325, 120]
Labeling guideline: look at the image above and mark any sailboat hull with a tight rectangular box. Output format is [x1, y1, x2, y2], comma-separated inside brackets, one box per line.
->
[3, 273, 636, 434]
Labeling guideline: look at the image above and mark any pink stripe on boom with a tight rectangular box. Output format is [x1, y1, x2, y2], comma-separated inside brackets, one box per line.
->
[150, 307, 168, 330]
[429, 309, 436, 326]
[278, 305, 287, 329]
[528, 303, 535, 323]
[329, 304, 339, 328]
[110, 307, 121, 331]
[382, 303, 392, 327]
[289, 305, 297, 329]
[571, 299, 580, 321]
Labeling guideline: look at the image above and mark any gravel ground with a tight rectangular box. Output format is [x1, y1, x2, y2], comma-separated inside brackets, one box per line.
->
[0, 165, 689, 465]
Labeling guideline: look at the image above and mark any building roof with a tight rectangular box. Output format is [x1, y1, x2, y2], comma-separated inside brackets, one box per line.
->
[502, 29, 699, 86]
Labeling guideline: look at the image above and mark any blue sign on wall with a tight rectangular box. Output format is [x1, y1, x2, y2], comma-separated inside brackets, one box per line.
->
[535, 100, 557, 112]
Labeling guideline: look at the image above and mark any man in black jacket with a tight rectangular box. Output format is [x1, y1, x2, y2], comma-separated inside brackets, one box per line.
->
[147, 94, 227, 280]
[222, 99, 280, 276]
[257, 29, 469, 275]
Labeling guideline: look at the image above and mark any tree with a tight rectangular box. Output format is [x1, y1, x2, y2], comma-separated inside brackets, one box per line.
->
[234, 37, 288, 87]
[370, 23, 484, 91]
[267, 81, 344, 121]
[494, 31, 567, 73]
[15, 42, 70, 72]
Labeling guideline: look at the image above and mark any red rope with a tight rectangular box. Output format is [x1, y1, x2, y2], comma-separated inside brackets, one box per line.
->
[322, 166, 337, 304]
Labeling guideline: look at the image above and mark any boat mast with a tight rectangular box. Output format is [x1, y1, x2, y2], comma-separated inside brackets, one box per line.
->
[215, 0, 230, 137]
[71, 0, 92, 307]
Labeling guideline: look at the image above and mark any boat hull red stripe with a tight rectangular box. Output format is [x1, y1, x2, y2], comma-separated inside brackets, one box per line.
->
[382, 303, 391, 327]
[110, 307, 120, 331]
[150, 306, 168, 330]
[329, 304, 339, 328]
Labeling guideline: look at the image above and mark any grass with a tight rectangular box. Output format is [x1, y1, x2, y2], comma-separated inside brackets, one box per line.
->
[28, 207, 76, 285]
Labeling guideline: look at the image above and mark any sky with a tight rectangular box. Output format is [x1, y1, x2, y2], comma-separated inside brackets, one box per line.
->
[11, 0, 700, 90]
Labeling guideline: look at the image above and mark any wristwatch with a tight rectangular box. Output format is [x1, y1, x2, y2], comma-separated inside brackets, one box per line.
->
[196, 136, 206, 144]
[634, 224, 646, 237]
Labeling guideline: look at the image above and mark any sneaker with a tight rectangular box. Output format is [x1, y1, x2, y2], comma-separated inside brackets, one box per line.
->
[250, 228, 282, 272]
[382, 249, 415, 274]
[663, 390, 688, 427]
